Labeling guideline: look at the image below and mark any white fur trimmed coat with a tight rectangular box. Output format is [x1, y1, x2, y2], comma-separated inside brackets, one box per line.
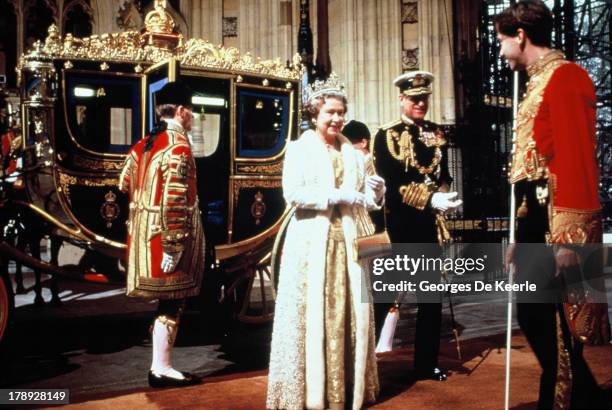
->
[266, 130, 380, 410]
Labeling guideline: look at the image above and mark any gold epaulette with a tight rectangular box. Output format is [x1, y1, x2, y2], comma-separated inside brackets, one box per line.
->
[379, 119, 402, 131]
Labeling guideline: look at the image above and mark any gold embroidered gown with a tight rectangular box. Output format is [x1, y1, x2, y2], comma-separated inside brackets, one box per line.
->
[266, 130, 379, 410]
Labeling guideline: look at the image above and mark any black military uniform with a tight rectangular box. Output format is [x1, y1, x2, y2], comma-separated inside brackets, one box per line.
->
[373, 71, 452, 381]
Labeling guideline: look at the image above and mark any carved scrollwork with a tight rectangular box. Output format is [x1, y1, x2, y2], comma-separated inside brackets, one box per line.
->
[17, 0, 303, 81]
[57, 172, 120, 204]
[232, 179, 282, 205]
[73, 156, 124, 171]
[179, 39, 302, 80]
[237, 162, 284, 175]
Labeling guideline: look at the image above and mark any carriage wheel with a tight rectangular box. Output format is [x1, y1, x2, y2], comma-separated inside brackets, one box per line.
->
[222, 209, 294, 324]
[234, 255, 276, 324]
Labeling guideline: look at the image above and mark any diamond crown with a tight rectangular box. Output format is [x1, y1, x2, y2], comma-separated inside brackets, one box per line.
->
[303, 72, 346, 104]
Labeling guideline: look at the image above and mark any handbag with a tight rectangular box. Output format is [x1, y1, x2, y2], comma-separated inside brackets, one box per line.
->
[356, 230, 391, 260]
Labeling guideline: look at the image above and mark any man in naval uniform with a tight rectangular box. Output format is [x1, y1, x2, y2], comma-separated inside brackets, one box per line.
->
[372, 71, 462, 381]
[497, 1, 609, 408]
[119, 81, 205, 388]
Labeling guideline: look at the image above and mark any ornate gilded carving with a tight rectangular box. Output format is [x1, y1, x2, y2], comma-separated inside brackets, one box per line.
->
[178, 39, 303, 80]
[74, 156, 124, 171]
[16, 24, 173, 74]
[57, 172, 121, 203]
[250, 191, 267, 225]
[144, 0, 175, 34]
[17, 21, 303, 82]
[100, 190, 120, 228]
[237, 162, 284, 174]
[233, 179, 281, 204]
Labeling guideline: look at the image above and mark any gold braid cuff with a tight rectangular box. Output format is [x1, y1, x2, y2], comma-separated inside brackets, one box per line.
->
[162, 229, 191, 252]
[550, 208, 602, 244]
[156, 314, 179, 328]
[399, 182, 431, 210]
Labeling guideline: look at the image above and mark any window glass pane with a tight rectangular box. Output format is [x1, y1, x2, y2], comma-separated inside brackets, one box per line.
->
[237, 89, 289, 158]
[65, 73, 141, 153]
[190, 112, 220, 158]
[110, 108, 132, 146]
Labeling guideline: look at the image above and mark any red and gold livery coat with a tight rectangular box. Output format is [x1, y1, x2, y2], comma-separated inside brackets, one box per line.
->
[511, 51, 609, 396]
[510, 50, 602, 244]
[119, 121, 205, 299]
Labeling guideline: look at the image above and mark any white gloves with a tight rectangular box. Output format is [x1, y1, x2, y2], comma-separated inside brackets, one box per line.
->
[329, 189, 366, 207]
[161, 251, 182, 273]
[366, 175, 386, 203]
[431, 192, 463, 213]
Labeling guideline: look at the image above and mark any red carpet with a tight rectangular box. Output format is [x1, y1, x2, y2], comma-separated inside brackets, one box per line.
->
[58, 332, 611, 409]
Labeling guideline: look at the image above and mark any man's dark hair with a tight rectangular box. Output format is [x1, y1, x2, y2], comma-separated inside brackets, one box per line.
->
[342, 120, 371, 144]
[493, 0, 553, 47]
[155, 104, 178, 119]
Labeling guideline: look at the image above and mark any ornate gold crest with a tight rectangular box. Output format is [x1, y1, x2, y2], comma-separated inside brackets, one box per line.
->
[250, 191, 267, 225]
[144, 0, 175, 35]
[177, 153, 189, 178]
[412, 75, 427, 87]
[100, 190, 120, 228]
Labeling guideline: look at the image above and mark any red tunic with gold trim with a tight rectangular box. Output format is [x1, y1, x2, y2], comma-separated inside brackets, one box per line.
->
[119, 121, 205, 299]
[1, 129, 23, 188]
[511, 50, 609, 407]
[511, 50, 601, 243]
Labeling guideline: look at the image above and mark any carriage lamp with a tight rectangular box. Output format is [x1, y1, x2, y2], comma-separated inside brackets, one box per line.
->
[74, 86, 95, 98]
[192, 96, 225, 107]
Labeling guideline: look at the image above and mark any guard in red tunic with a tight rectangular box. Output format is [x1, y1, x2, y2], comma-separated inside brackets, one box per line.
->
[119, 81, 205, 388]
[496, 1, 610, 408]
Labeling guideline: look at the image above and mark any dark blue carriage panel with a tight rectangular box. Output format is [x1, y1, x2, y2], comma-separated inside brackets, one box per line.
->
[231, 183, 285, 242]
[64, 72, 142, 154]
[236, 90, 289, 158]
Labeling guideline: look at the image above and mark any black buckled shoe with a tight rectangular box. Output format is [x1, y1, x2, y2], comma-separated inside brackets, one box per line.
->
[148, 370, 201, 388]
[416, 367, 448, 381]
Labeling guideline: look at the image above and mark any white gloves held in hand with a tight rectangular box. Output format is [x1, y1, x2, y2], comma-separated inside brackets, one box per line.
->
[365, 175, 386, 202]
[161, 251, 182, 273]
[329, 188, 366, 207]
[431, 192, 463, 213]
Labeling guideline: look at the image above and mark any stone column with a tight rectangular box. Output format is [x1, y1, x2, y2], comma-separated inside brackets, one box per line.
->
[418, 0, 455, 124]
[328, 0, 402, 130]
[190, 0, 222, 43]
[90, 0, 116, 34]
[237, 0, 295, 63]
